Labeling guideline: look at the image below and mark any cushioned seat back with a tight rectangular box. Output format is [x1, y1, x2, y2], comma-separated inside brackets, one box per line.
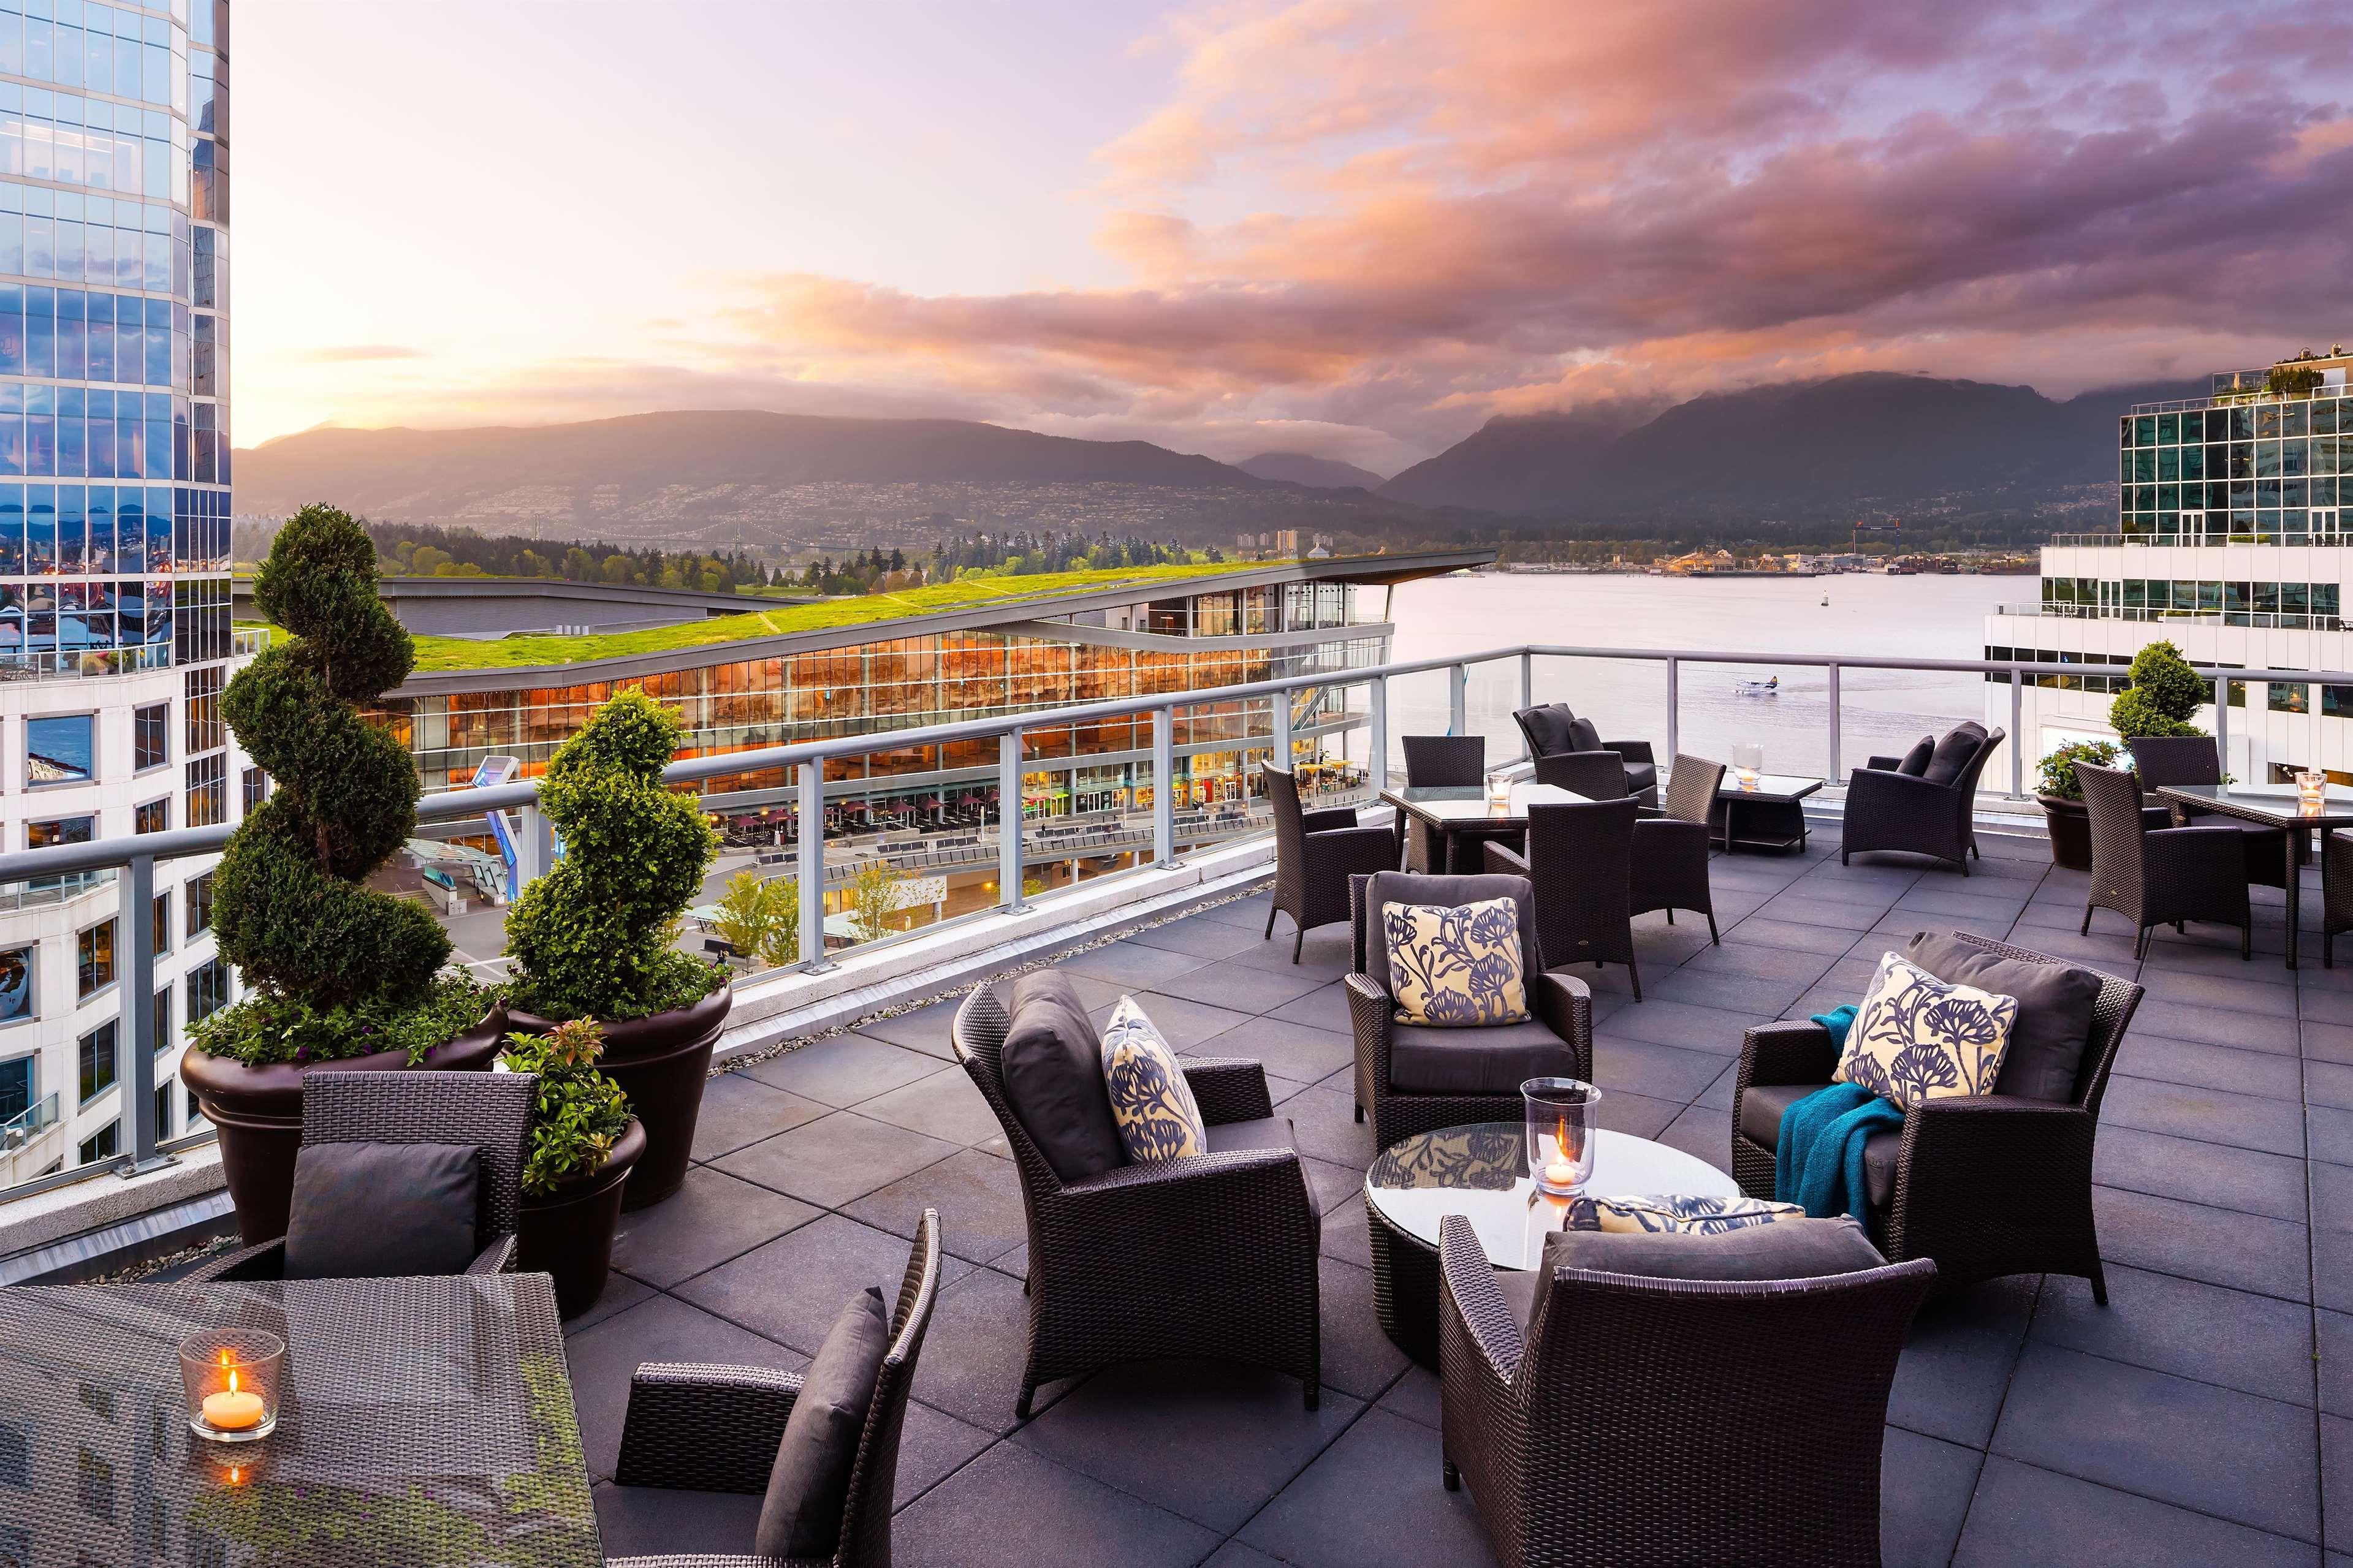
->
[1513, 704, 1580, 759]
[1351, 869, 1540, 993]
[1565, 716, 1605, 754]
[1920, 722, 1988, 786]
[995, 972, 1127, 1184]
[302, 1069, 535, 1244]
[1904, 930, 2105, 1104]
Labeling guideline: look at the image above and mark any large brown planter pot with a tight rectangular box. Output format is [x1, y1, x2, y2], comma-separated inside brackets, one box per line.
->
[2038, 793, 2092, 871]
[516, 1116, 645, 1319]
[178, 1006, 508, 1246]
[507, 985, 730, 1211]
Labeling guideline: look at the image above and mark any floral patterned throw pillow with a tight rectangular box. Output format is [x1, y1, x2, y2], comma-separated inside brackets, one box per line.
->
[1098, 996, 1207, 1162]
[1835, 952, 2018, 1112]
[1563, 1193, 1803, 1233]
[1383, 898, 1530, 1027]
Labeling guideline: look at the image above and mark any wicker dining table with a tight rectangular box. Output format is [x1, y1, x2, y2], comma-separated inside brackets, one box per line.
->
[2156, 781, 2353, 971]
[0, 1270, 601, 1566]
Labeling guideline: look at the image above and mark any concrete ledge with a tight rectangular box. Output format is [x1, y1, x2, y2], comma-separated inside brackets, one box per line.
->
[0, 1143, 228, 1265]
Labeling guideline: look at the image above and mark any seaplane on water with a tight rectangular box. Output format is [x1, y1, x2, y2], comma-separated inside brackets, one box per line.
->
[1734, 675, 1780, 697]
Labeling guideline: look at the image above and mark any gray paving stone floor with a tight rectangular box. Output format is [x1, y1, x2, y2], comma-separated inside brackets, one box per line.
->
[579, 822, 2349, 1566]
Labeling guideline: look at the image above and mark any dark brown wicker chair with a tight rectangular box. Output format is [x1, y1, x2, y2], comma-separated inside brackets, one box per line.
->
[1346, 869, 1593, 1148]
[2130, 734, 2294, 882]
[606, 1211, 941, 1568]
[1631, 754, 1722, 943]
[1530, 749, 1626, 800]
[1263, 762, 1397, 962]
[188, 1069, 533, 1281]
[2327, 829, 2353, 967]
[1512, 703, 1658, 807]
[952, 987, 1320, 1415]
[1399, 734, 1519, 873]
[2077, 759, 2255, 959]
[1483, 798, 1642, 999]
[1731, 930, 2145, 1301]
[1841, 722, 2005, 874]
[1436, 1214, 1935, 1568]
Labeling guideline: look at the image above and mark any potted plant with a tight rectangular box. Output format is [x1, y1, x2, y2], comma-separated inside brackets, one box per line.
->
[503, 689, 726, 1209]
[2034, 738, 2123, 869]
[504, 1017, 645, 1318]
[181, 505, 504, 1244]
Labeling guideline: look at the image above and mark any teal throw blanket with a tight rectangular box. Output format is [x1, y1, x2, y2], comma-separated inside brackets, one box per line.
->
[1774, 1080, 1903, 1224]
[1811, 1004, 1858, 1049]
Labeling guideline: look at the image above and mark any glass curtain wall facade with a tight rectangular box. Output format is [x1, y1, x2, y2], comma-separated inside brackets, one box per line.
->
[2116, 393, 2347, 547]
[0, 0, 227, 676]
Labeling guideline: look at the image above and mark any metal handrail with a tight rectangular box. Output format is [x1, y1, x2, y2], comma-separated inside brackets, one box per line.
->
[16, 635, 2353, 1212]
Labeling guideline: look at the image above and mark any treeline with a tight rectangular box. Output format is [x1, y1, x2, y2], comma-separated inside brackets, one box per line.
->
[789, 547, 921, 596]
[360, 520, 778, 593]
[932, 530, 1215, 576]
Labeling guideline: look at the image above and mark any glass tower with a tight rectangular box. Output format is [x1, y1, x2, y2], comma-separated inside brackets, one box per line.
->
[0, 0, 228, 676]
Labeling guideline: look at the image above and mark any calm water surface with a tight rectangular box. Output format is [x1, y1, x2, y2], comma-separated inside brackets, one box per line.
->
[1378, 572, 2021, 781]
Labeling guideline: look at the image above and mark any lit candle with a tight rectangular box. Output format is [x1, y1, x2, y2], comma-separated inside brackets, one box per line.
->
[202, 1363, 264, 1433]
[1542, 1112, 1577, 1188]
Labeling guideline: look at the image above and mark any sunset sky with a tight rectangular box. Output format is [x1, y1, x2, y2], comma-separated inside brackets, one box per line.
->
[237, 0, 2353, 473]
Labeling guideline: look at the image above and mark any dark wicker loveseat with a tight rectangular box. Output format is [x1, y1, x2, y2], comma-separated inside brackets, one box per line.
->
[1345, 869, 1592, 1149]
[606, 1211, 942, 1568]
[1435, 1214, 1934, 1567]
[1841, 722, 2005, 874]
[189, 1069, 534, 1282]
[1730, 930, 2144, 1300]
[952, 983, 1320, 1415]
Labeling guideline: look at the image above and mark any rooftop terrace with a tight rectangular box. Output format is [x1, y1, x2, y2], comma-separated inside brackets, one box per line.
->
[573, 820, 2344, 1568]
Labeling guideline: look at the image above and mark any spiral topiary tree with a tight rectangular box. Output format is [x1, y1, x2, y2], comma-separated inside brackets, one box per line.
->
[212, 504, 452, 1010]
[2108, 638, 2209, 741]
[504, 688, 719, 1021]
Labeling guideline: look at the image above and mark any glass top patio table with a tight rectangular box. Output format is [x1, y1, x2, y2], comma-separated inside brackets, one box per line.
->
[1717, 773, 1825, 804]
[1364, 1121, 1741, 1270]
[0, 1271, 601, 1566]
[1378, 781, 1589, 827]
[2156, 782, 2353, 827]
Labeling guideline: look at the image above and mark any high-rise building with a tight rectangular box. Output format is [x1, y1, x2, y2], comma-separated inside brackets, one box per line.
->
[1985, 348, 2352, 782]
[0, 0, 245, 1184]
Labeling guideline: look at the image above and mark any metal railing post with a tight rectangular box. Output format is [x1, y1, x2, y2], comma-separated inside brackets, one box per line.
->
[1518, 652, 1534, 755]
[2214, 675, 2231, 777]
[121, 853, 169, 1175]
[1369, 676, 1389, 794]
[1448, 663, 1467, 737]
[797, 760, 832, 972]
[1664, 657, 1680, 765]
[1271, 687, 1292, 776]
[515, 801, 553, 901]
[1153, 706, 1180, 868]
[1825, 662, 1841, 784]
[1000, 729, 1028, 911]
[2009, 667, 2026, 798]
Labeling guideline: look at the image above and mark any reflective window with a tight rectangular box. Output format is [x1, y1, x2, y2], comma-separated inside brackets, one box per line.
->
[24, 710, 88, 782]
[76, 1019, 113, 1104]
[75, 916, 111, 998]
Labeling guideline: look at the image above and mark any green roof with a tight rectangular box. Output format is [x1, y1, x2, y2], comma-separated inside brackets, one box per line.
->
[405, 562, 1248, 672]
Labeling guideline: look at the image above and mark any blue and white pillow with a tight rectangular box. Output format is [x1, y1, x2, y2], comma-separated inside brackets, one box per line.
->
[1836, 952, 2017, 1111]
[1098, 996, 1206, 1162]
[1564, 1193, 1803, 1234]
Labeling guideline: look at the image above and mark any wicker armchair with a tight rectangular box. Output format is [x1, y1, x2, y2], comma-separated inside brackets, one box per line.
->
[2077, 760, 2256, 959]
[1436, 1214, 1934, 1568]
[1263, 763, 1396, 962]
[1483, 799, 1642, 999]
[1731, 930, 2144, 1301]
[606, 1212, 941, 1568]
[951, 988, 1320, 1416]
[1346, 869, 1592, 1148]
[2130, 734, 2294, 882]
[1399, 735, 1519, 873]
[2328, 830, 2353, 967]
[1511, 703, 1657, 808]
[1630, 754, 1722, 944]
[1841, 722, 2005, 874]
[188, 1069, 533, 1282]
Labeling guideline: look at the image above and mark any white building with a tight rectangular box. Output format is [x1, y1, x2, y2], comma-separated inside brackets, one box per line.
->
[1985, 350, 2353, 781]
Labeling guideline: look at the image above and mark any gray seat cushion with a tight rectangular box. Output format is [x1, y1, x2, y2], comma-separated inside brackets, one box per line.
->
[1738, 1080, 1899, 1212]
[1203, 1115, 1296, 1154]
[1896, 736, 1934, 775]
[1518, 704, 1578, 757]
[1903, 932, 2103, 1104]
[1000, 972, 1126, 1183]
[1391, 1016, 1576, 1094]
[1496, 1217, 1887, 1329]
[1567, 716, 1604, 754]
[1622, 760, 1659, 795]
[756, 1285, 889, 1559]
[1921, 723, 1988, 786]
[283, 1142, 479, 1280]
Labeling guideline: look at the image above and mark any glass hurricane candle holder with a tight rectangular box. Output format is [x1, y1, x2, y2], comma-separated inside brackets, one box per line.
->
[181, 1328, 283, 1444]
[1485, 771, 1512, 809]
[1731, 741, 1764, 790]
[1522, 1077, 1601, 1196]
[2299, 770, 2327, 812]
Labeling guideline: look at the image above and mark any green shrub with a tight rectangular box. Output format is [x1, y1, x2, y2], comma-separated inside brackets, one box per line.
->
[189, 971, 500, 1069]
[501, 1018, 634, 1195]
[710, 870, 799, 967]
[843, 860, 912, 945]
[504, 689, 723, 1021]
[205, 505, 458, 1064]
[2108, 640, 2208, 740]
[2035, 739, 2123, 801]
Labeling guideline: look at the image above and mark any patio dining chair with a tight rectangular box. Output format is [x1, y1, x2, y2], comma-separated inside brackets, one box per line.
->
[1630, 753, 1723, 943]
[1400, 735, 1520, 873]
[1264, 763, 1396, 961]
[606, 1212, 941, 1568]
[1483, 798, 1643, 999]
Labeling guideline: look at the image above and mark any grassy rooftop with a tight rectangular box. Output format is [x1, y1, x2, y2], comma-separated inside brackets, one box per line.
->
[405, 561, 1252, 672]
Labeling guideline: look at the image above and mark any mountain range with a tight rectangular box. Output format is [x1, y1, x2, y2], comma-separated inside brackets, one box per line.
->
[234, 372, 2186, 545]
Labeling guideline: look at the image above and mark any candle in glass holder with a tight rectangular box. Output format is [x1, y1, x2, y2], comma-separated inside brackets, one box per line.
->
[1731, 741, 1764, 790]
[2299, 770, 2327, 812]
[1485, 772, 1511, 809]
[181, 1328, 283, 1443]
